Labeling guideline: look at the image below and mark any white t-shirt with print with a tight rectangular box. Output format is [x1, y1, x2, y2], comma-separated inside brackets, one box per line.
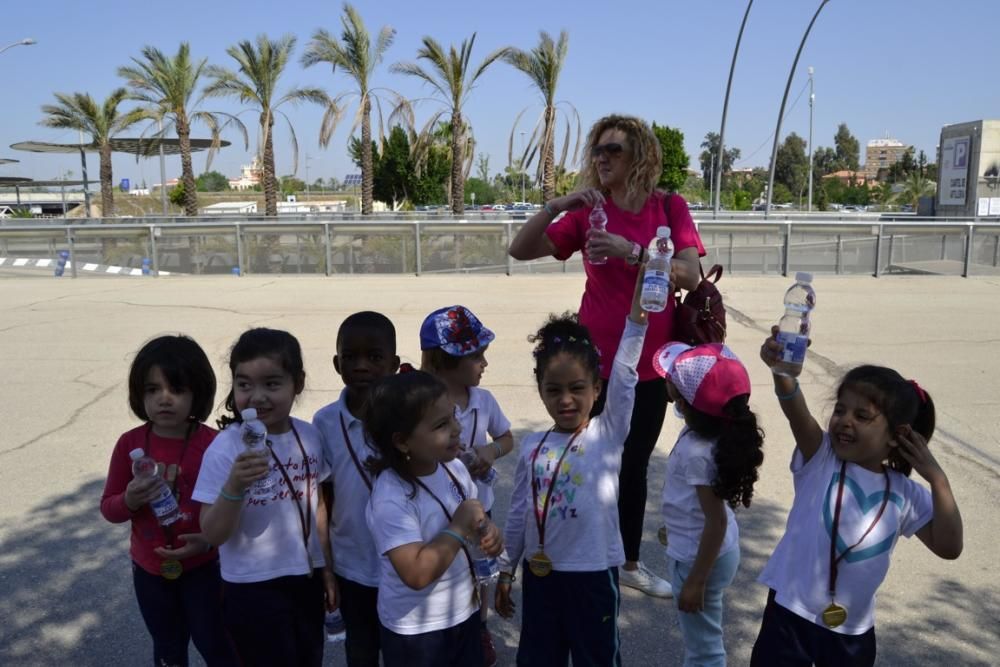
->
[193, 417, 330, 583]
[758, 432, 933, 635]
[313, 391, 380, 587]
[366, 460, 479, 635]
[660, 425, 739, 564]
[501, 318, 646, 573]
[456, 386, 511, 512]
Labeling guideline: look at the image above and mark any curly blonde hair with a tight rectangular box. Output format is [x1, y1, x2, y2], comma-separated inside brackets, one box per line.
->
[578, 114, 663, 205]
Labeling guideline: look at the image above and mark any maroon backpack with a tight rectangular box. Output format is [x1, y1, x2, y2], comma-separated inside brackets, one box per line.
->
[673, 263, 727, 345]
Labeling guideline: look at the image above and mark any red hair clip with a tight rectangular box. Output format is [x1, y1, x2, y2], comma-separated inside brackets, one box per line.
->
[908, 379, 928, 404]
[398, 362, 417, 374]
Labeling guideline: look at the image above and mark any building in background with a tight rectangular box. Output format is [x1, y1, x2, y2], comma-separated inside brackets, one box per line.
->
[228, 156, 263, 190]
[936, 119, 1000, 218]
[864, 138, 909, 180]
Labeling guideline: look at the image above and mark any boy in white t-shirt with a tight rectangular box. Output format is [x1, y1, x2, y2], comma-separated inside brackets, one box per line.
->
[419, 305, 513, 667]
[313, 312, 400, 667]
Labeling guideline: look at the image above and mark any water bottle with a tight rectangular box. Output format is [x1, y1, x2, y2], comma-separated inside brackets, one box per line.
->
[587, 203, 608, 265]
[459, 450, 498, 486]
[324, 609, 346, 643]
[640, 226, 674, 312]
[773, 272, 817, 378]
[129, 448, 181, 526]
[240, 408, 276, 498]
[467, 518, 500, 585]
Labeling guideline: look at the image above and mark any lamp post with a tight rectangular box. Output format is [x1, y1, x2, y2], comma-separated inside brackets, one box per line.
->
[766, 0, 831, 219]
[520, 131, 526, 203]
[0, 38, 36, 55]
[807, 66, 815, 212]
[714, 0, 753, 216]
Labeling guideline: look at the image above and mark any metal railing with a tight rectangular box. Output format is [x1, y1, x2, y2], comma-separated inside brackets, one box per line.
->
[1, 216, 998, 278]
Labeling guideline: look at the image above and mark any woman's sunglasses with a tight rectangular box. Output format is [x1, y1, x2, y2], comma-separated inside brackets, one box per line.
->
[591, 142, 625, 159]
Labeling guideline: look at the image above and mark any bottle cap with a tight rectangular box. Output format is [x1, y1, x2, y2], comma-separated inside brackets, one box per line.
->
[241, 408, 258, 421]
[795, 271, 813, 283]
[129, 448, 145, 460]
[657, 226, 671, 238]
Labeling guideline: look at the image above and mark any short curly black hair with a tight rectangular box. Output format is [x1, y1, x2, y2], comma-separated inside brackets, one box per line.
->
[128, 335, 216, 423]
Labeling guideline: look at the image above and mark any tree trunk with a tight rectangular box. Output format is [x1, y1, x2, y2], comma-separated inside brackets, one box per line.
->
[261, 112, 277, 217]
[450, 110, 464, 215]
[542, 104, 557, 202]
[177, 114, 198, 217]
[99, 144, 115, 217]
[361, 96, 373, 215]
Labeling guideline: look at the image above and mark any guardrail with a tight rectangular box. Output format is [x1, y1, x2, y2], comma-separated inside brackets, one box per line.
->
[1, 217, 998, 278]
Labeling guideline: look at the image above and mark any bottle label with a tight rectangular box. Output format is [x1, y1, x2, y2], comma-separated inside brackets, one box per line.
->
[149, 486, 178, 518]
[473, 557, 499, 580]
[251, 473, 277, 498]
[776, 331, 808, 364]
[642, 271, 669, 297]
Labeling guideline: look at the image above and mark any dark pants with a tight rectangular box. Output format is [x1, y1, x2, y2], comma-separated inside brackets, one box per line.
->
[222, 570, 325, 667]
[750, 590, 877, 667]
[380, 611, 482, 667]
[336, 574, 380, 667]
[132, 560, 238, 667]
[517, 564, 621, 667]
[592, 377, 669, 562]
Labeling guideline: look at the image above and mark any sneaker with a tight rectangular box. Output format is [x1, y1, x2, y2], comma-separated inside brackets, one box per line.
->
[619, 562, 673, 598]
[480, 625, 497, 667]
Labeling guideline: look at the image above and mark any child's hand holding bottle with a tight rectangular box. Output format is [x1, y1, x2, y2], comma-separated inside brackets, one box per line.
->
[223, 450, 271, 497]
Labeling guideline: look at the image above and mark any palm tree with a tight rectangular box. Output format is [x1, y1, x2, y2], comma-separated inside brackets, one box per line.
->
[897, 172, 935, 209]
[392, 34, 510, 214]
[40, 89, 146, 217]
[204, 34, 336, 216]
[118, 42, 247, 216]
[301, 3, 406, 215]
[503, 30, 580, 202]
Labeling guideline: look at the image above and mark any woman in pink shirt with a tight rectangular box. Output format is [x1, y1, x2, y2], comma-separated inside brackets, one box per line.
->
[508, 114, 705, 598]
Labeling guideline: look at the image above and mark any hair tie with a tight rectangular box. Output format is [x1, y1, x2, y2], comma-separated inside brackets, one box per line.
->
[909, 379, 928, 404]
[398, 362, 416, 374]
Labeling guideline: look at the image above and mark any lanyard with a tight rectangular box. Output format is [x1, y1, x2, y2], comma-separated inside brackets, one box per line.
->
[144, 422, 193, 548]
[828, 460, 891, 600]
[413, 463, 478, 592]
[529, 425, 584, 550]
[339, 412, 372, 491]
[463, 408, 479, 450]
[268, 423, 314, 574]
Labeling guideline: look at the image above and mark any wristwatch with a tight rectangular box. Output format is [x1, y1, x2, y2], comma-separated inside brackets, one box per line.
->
[626, 241, 642, 265]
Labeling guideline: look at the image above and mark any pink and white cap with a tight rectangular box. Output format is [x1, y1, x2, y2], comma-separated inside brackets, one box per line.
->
[652, 342, 751, 417]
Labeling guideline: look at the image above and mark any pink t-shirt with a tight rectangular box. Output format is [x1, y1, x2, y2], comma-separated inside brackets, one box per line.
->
[546, 192, 705, 381]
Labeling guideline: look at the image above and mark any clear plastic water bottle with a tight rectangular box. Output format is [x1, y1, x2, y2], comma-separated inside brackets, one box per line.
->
[467, 519, 500, 585]
[129, 448, 181, 526]
[587, 203, 608, 265]
[325, 609, 346, 643]
[240, 408, 276, 498]
[459, 450, 498, 486]
[640, 226, 674, 312]
[773, 272, 817, 378]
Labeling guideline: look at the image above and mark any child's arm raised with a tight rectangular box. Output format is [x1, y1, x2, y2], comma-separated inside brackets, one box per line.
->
[899, 426, 963, 560]
[387, 499, 486, 590]
[760, 326, 823, 462]
[678, 486, 728, 613]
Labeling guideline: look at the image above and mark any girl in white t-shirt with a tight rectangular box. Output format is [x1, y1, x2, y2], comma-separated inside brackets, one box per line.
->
[753, 328, 964, 666]
[495, 269, 647, 666]
[364, 370, 503, 667]
[193, 328, 332, 667]
[651, 342, 764, 666]
[419, 304, 514, 666]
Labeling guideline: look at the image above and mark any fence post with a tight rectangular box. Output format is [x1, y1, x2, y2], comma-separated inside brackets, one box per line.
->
[963, 224, 973, 277]
[415, 222, 422, 276]
[940, 234, 947, 260]
[873, 224, 883, 277]
[728, 232, 735, 272]
[324, 223, 332, 277]
[781, 222, 791, 277]
[505, 222, 513, 276]
[235, 223, 244, 276]
[993, 234, 999, 267]
[836, 234, 844, 275]
[66, 227, 77, 278]
[149, 226, 160, 277]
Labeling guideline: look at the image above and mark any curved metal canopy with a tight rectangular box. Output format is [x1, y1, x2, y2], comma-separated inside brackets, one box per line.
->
[0, 178, 91, 187]
[0, 158, 19, 165]
[11, 137, 230, 157]
[0, 176, 33, 185]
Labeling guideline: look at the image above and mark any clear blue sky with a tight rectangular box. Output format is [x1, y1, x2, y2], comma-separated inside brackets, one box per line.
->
[2, 0, 998, 188]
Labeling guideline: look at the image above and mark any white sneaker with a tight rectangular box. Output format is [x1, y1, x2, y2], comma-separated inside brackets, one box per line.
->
[619, 562, 673, 598]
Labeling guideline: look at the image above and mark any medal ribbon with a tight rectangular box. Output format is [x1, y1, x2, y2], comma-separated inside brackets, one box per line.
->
[267, 423, 314, 574]
[828, 460, 891, 601]
[413, 463, 479, 596]
[529, 425, 584, 552]
[339, 412, 372, 491]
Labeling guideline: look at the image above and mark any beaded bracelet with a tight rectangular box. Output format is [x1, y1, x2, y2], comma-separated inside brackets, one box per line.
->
[498, 572, 516, 584]
[219, 489, 246, 502]
[493, 441, 503, 458]
[441, 529, 467, 545]
[544, 202, 558, 216]
[776, 381, 801, 401]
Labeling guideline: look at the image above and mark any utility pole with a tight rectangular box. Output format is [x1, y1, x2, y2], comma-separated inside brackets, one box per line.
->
[520, 131, 526, 203]
[807, 66, 815, 212]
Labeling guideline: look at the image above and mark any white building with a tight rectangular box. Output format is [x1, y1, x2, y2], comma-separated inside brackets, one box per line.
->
[228, 157, 263, 190]
[201, 201, 258, 215]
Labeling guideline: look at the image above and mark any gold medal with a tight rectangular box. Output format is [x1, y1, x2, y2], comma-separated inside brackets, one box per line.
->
[528, 551, 553, 577]
[657, 526, 668, 546]
[160, 559, 183, 580]
[822, 602, 847, 628]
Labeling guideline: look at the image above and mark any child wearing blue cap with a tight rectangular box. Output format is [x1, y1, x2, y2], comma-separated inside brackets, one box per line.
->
[419, 305, 513, 667]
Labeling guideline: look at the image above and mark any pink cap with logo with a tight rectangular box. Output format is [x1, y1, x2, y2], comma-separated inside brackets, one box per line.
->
[653, 342, 751, 417]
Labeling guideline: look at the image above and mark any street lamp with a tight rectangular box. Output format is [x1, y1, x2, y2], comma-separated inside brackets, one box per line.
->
[0, 38, 37, 55]
[807, 66, 815, 212]
[714, 0, 754, 216]
[520, 131, 526, 204]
